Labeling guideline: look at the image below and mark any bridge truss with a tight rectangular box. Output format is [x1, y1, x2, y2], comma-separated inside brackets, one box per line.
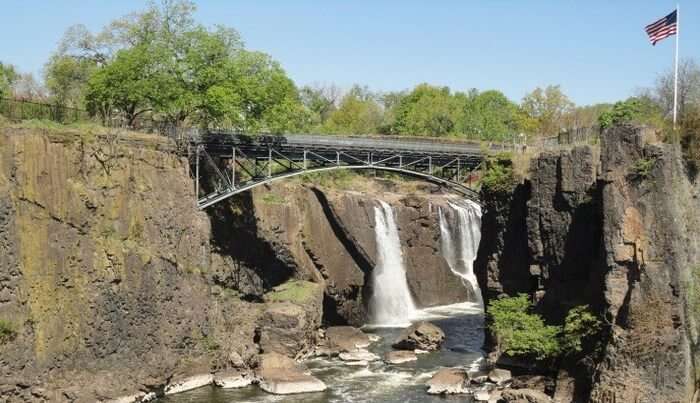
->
[192, 133, 484, 209]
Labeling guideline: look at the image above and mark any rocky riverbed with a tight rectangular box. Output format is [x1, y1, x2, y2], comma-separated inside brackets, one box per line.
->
[156, 302, 486, 403]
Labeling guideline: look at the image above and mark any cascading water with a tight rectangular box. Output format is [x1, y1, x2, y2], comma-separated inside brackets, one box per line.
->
[369, 200, 417, 326]
[438, 200, 483, 307]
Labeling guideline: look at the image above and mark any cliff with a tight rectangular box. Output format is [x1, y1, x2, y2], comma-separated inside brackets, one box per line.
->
[0, 127, 474, 401]
[476, 126, 700, 402]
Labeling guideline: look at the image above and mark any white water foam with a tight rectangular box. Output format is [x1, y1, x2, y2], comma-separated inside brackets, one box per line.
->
[438, 199, 484, 307]
[369, 200, 417, 327]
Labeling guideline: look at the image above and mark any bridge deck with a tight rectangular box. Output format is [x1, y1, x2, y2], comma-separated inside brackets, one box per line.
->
[198, 132, 484, 160]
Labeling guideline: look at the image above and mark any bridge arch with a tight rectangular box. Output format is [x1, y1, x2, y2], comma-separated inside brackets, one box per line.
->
[193, 133, 484, 209]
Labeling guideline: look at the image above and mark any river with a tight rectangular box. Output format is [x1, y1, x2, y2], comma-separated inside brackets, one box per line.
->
[158, 302, 484, 403]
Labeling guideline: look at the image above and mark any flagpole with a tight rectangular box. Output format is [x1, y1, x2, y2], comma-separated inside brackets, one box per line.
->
[673, 3, 680, 130]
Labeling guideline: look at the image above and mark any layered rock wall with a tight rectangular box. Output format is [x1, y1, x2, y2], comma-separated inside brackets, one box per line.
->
[476, 126, 700, 402]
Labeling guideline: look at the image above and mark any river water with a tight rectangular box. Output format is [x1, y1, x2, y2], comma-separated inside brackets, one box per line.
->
[159, 303, 484, 403]
[158, 200, 484, 403]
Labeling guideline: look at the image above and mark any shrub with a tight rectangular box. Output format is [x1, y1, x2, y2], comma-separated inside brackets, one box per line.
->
[0, 320, 16, 344]
[631, 157, 656, 179]
[561, 305, 601, 355]
[487, 295, 602, 360]
[481, 163, 516, 194]
[487, 294, 561, 360]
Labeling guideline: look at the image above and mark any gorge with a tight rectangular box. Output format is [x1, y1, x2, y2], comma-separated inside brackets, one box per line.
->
[0, 124, 698, 403]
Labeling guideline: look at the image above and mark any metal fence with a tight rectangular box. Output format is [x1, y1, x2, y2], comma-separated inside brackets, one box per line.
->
[525, 126, 600, 152]
[0, 98, 92, 124]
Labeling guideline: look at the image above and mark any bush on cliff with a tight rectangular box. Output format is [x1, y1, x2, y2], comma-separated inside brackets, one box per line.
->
[487, 294, 601, 360]
[0, 319, 16, 344]
[487, 294, 561, 360]
[481, 162, 516, 194]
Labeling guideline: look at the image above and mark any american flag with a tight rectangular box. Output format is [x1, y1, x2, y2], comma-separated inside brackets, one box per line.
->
[645, 10, 677, 46]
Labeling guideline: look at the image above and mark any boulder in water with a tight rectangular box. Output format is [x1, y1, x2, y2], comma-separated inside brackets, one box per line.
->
[163, 374, 213, 395]
[426, 368, 470, 394]
[488, 368, 512, 385]
[256, 352, 327, 395]
[392, 321, 445, 351]
[498, 388, 553, 402]
[324, 326, 371, 353]
[213, 370, 254, 389]
[384, 350, 417, 364]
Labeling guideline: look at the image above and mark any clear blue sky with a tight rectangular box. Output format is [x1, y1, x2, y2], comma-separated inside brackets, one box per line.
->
[1, 1, 697, 105]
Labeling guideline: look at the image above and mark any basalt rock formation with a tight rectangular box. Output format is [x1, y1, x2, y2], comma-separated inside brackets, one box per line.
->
[0, 127, 474, 401]
[476, 125, 700, 403]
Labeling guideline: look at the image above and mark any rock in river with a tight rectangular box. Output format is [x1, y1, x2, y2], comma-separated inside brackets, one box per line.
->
[325, 326, 371, 353]
[392, 321, 445, 351]
[426, 368, 470, 394]
[256, 352, 326, 395]
[499, 388, 553, 403]
[384, 350, 417, 364]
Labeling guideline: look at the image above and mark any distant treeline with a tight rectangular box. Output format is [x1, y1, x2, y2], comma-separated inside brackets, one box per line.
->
[0, 1, 699, 149]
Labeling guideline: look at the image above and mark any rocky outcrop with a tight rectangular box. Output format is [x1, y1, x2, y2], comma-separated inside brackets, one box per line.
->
[476, 125, 700, 402]
[589, 127, 699, 402]
[393, 321, 445, 351]
[0, 129, 262, 401]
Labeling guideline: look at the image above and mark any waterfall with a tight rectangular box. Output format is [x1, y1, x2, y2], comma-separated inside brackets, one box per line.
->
[438, 200, 483, 307]
[369, 200, 417, 326]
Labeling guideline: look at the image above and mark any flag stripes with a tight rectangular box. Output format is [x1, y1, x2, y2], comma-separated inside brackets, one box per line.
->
[645, 10, 677, 46]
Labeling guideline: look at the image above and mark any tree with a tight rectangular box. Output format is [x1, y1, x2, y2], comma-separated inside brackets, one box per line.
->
[459, 90, 523, 140]
[566, 103, 612, 129]
[11, 73, 47, 101]
[85, 45, 167, 126]
[653, 58, 700, 123]
[388, 84, 460, 136]
[487, 294, 561, 360]
[521, 85, 574, 136]
[44, 55, 96, 108]
[598, 96, 664, 130]
[0, 62, 18, 99]
[299, 83, 341, 127]
[324, 87, 383, 134]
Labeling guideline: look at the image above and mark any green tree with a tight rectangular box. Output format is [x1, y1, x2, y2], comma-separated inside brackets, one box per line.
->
[459, 90, 523, 140]
[0, 62, 18, 99]
[561, 305, 601, 355]
[598, 96, 664, 130]
[389, 84, 460, 136]
[45, 55, 96, 108]
[521, 85, 574, 136]
[85, 45, 168, 126]
[487, 294, 561, 360]
[324, 87, 383, 134]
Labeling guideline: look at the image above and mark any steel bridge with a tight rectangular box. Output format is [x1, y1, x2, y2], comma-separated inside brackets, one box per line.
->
[192, 132, 484, 209]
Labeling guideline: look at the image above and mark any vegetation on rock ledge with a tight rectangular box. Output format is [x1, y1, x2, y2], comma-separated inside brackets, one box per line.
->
[487, 294, 601, 361]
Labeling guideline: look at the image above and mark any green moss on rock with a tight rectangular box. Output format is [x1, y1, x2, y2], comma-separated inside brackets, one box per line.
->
[264, 280, 320, 304]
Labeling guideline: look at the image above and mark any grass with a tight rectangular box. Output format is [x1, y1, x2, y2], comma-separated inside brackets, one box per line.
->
[261, 193, 286, 204]
[264, 280, 319, 304]
[0, 320, 17, 344]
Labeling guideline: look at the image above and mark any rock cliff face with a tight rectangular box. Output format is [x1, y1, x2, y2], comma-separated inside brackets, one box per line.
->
[0, 128, 474, 401]
[476, 126, 700, 402]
